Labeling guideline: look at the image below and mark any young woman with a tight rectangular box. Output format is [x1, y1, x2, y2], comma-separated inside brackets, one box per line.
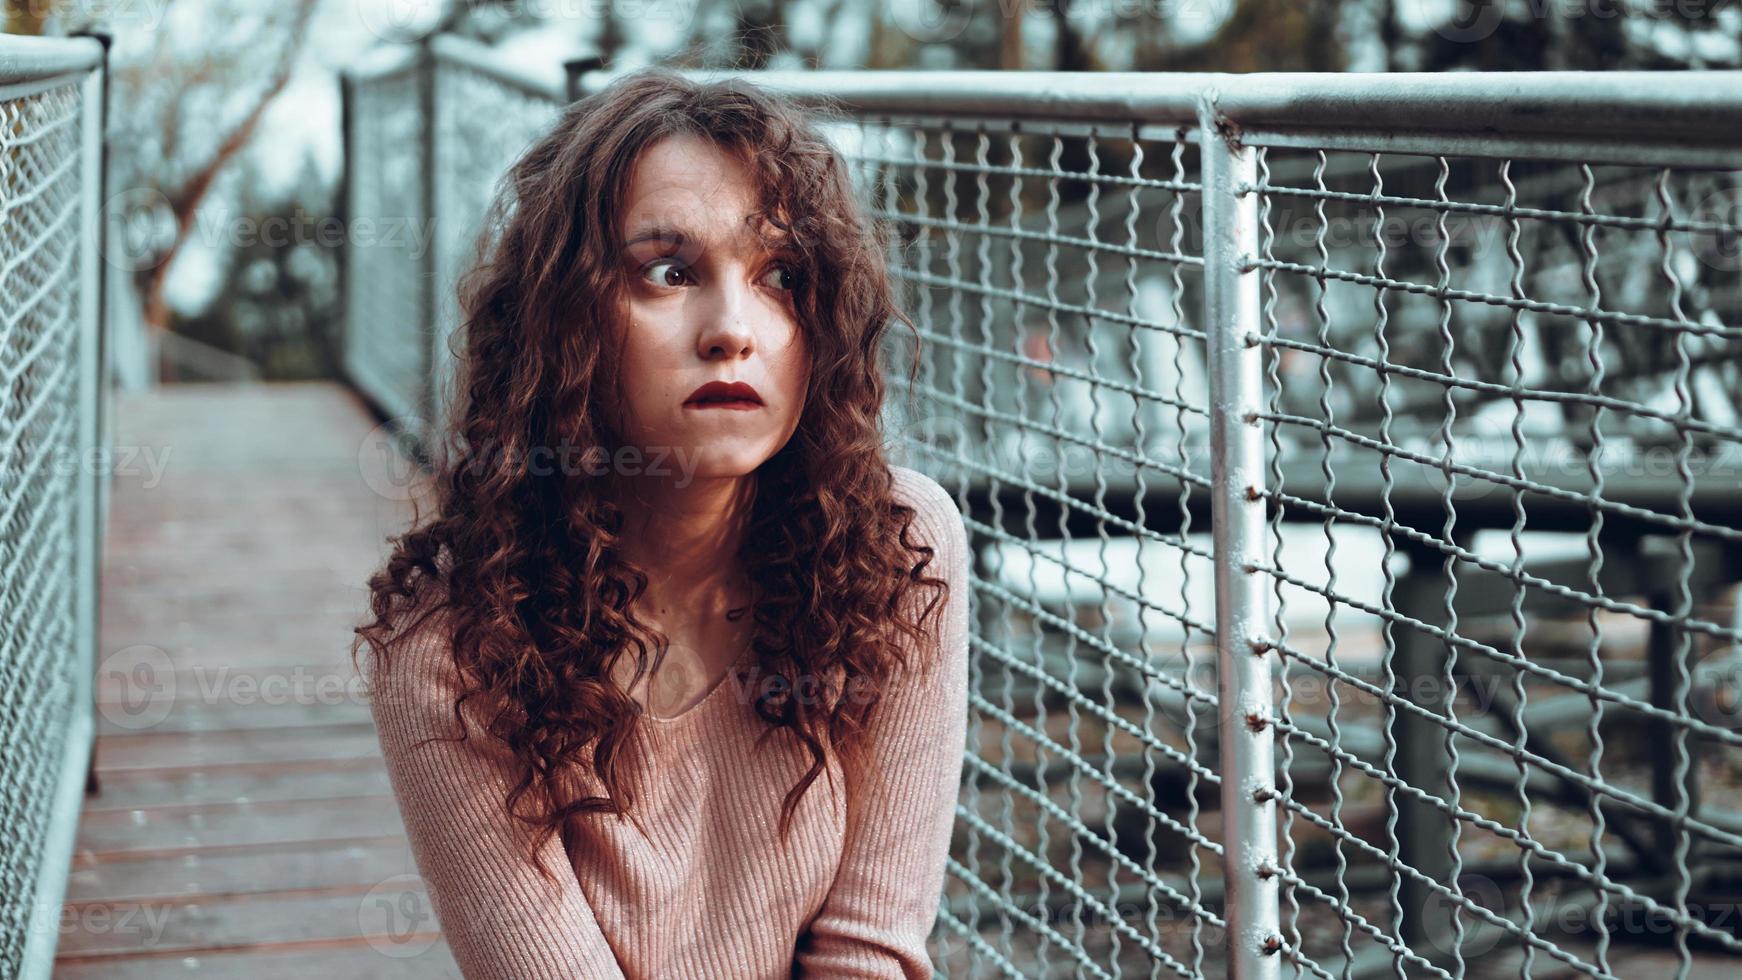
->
[352, 68, 970, 980]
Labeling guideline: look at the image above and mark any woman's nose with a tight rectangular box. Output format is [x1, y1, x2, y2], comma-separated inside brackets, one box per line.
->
[696, 277, 755, 361]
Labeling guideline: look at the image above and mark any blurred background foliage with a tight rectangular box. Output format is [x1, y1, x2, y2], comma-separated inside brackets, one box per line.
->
[8, 0, 1738, 382]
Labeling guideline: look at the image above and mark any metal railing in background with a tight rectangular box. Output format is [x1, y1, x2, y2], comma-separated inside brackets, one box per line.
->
[347, 47, 1742, 978]
[0, 31, 110, 980]
[340, 34, 568, 448]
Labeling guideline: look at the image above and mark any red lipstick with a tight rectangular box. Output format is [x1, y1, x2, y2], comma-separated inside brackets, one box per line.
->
[684, 380, 764, 410]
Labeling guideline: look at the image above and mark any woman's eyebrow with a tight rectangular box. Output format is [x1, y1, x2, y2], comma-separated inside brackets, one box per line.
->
[621, 225, 689, 249]
[622, 220, 791, 255]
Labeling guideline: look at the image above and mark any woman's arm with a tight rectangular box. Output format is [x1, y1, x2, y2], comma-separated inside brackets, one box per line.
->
[793, 467, 972, 979]
[365, 596, 628, 980]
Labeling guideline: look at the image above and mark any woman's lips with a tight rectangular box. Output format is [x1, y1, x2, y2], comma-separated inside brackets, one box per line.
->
[684, 380, 764, 409]
[684, 399, 762, 411]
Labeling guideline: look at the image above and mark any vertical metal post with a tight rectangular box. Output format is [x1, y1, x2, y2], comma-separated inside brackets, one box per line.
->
[70, 29, 112, 791]
[1644, 538, 1699, 856]
[563, 53, 606, 104]
[1391, 545, 1456, 959]
[418, 35, 446, 442]
[1198, 93, 1281, 978]
[20, 44, 108, 980]
[73, 42, 105, 791]
[337, 68, 354, 398]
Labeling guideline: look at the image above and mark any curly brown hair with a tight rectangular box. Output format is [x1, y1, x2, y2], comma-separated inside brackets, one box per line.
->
[350, 68, 951, 884]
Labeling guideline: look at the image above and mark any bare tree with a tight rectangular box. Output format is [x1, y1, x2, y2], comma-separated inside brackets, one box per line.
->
[99, 0, 318, 336]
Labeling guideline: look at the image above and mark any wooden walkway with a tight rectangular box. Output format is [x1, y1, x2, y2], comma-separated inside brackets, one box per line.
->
[57, 382, 462, 978]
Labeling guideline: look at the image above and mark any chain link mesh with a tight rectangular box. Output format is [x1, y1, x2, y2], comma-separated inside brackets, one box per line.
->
[0, 77, 93, 978]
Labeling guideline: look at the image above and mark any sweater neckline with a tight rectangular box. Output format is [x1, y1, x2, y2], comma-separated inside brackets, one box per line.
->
[637, 642, 755, 725]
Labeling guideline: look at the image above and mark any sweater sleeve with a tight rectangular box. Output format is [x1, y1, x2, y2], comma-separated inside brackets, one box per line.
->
[794, 466, 972, 979]
[365, 594, 628, 980]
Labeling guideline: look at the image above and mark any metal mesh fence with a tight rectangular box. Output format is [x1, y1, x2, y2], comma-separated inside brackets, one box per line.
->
[1246, 143, 1742, 979]
[342, 36, 564, 446]
[342, 46, 432, 430]
[839, 115, 1227, 977]
[427, 40, 564, 440]
[813, 80, 1742, 979]
[0, 34, 107, 979]
[344, 52, 1742, 978]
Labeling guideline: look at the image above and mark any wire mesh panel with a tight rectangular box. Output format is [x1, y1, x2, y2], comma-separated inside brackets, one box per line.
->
[342, 47, 432, 430]
[794, 75, 1742, 978]
[427, 37, 564, 440]
[1248, 138, 1742, 978]
[0, 35, 106, 980]
[829, 111, 1234, 978]
[342, 36, 564, 446]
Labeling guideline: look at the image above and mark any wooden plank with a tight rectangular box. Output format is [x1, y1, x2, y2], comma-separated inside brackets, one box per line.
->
[81, 760, 391, 812]
[92, 725, 383, 772]
[54, 886, 446, 960]
[74, 794, 407, 857]
[94, 697, 375, 738]
[95, 663, 373, 704]
[54, 941, 460, 979]
[64, 839, 417, 904]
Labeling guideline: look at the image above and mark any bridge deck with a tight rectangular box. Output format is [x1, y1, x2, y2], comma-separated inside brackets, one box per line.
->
[56, 381, 460, 978]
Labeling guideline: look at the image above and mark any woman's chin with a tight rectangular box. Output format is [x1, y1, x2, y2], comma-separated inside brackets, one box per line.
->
[680, 446, 774, 482]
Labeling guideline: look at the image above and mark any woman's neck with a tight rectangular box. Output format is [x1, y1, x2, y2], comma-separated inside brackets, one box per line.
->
[612, 472, 756, 617]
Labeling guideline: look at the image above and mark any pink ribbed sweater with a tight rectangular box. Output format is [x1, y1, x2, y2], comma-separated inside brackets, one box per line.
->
[365, 465, 970, 979]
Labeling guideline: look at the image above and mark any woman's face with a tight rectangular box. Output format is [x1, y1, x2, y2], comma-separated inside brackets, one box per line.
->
[611, 133, 810, 486]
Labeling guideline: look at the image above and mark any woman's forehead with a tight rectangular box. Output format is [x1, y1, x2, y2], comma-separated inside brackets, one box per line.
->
[620, 139, 792, 254]
[626, 135, 747, 200]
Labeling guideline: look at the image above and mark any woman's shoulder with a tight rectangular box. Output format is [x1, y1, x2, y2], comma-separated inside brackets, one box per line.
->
[887, 463, 965, 542]
[886, 464, 970, 606]
[361, 577, 462, 708]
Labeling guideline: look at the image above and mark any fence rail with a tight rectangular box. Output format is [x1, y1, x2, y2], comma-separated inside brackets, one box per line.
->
[0, 31, 110, 980]
[345, 43, 1742, 978]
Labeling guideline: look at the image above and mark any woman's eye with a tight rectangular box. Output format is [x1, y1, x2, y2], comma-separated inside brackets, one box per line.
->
[641, 260, 690, 288]
[759, 263, 798, 292]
